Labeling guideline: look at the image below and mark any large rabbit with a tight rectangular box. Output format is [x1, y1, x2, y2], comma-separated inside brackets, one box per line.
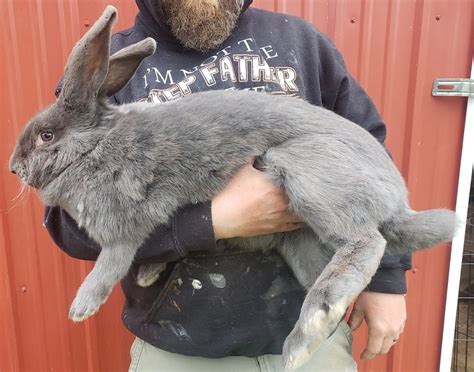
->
[9, 6, 457, 370]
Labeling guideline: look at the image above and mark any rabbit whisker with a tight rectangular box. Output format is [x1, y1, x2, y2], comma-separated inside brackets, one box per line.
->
[1, 184, 32, 214]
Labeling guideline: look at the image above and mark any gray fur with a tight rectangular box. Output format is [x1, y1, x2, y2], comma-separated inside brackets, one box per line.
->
[9, 6, 457, 370]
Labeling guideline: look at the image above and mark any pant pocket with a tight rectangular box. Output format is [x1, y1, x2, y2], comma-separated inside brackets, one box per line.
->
[339, 320, 354, 346]
[129, 338, 145, 372]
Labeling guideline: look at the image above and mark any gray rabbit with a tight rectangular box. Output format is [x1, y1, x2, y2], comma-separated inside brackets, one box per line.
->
[9, 6, 457, 370]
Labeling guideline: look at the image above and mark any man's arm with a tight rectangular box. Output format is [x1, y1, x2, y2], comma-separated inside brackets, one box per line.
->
[44, 203, 216, 264]
[46, 80, 304, 263]
[44, 163, 303, 261]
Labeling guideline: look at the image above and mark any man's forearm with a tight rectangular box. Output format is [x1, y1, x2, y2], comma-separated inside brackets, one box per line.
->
[44, 203, 217, 264]
[366, 253, 412, 294]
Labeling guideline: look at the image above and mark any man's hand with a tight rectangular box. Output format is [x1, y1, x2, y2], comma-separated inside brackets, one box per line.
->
[211, 163, 303, 240]
[348, 291, 406, 360]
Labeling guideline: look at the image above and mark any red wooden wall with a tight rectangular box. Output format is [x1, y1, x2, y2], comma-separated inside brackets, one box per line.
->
[1, 0, 473, 371]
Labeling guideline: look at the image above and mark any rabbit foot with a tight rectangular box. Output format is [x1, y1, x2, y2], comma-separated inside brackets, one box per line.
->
[69, 286, 111, 322]
[137, 263, 167, 287]
[282, 298, 348, 370]
[282, 321, 317, 371]
[301, 299, 347, 336]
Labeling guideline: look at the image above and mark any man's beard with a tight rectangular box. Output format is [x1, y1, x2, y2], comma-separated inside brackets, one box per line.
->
[161, 0, 242, 52]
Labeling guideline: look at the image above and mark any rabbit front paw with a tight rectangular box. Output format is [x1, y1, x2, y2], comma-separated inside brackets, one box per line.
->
[69, 285, 111, 322]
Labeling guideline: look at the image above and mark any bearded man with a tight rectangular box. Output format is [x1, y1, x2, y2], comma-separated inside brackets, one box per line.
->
[46, 1, 411, 370]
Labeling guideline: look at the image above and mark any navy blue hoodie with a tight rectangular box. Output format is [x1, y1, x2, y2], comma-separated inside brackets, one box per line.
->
[45, 0, 412, 357]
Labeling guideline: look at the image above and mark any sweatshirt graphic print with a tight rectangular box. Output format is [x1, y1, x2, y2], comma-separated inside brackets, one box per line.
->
[140, 37, 300, 103]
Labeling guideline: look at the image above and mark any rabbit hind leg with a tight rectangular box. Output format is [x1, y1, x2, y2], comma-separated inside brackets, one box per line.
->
[261, 145, 387, 369]
[283, 230, 386, 371]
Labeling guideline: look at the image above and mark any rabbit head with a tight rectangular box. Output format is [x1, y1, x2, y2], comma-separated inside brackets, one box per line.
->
[9, 6, 156, 191]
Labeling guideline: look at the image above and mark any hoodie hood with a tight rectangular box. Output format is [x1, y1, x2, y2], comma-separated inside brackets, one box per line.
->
[135, 0, 253, 49]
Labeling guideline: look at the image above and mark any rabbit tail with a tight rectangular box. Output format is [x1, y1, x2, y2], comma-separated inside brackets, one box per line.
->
[382, 209, 458, 253]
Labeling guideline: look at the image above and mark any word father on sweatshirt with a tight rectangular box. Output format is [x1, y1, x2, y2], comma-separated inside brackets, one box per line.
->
[141, 37, 300, 103]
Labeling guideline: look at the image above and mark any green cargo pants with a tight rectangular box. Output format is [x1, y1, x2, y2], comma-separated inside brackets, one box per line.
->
[129, 321, 357, 372]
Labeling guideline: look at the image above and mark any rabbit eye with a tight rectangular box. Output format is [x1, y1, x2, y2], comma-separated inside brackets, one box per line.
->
[40, 131, 54, 142]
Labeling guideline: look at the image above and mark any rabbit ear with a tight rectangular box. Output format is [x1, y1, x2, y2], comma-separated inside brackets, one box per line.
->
[59, 6, 118, 104]
[98, 37, 157, 97]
